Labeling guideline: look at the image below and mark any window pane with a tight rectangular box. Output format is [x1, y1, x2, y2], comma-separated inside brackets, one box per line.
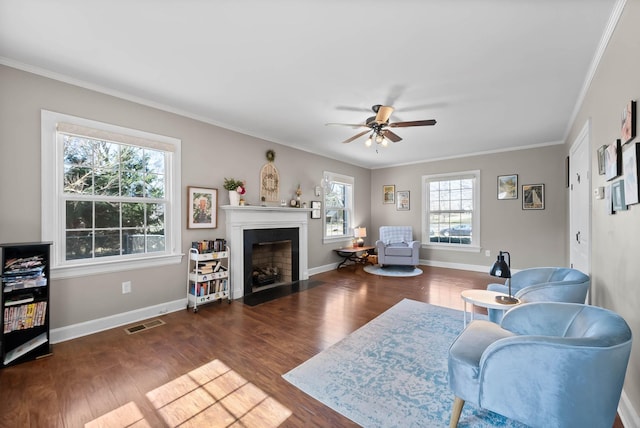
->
[146, 173, 165, 198]
[146, 234, 165, 253]
[146, 150, 165, 173]
[64, 164, 93, 194]
[94, 230, 121, 257]
[94, 167, 120, 196]
[66, 201, 93, 229]
[124, 229, 146, 254]
[122, 170, 145, 197]
[94, 141, 119, 169]
[95, 202, 120, 228]
[122, 202, 144, 228]
[66, 231, 92, 260]
[147, 203, 165, 230]
[63, 136, 93, 166]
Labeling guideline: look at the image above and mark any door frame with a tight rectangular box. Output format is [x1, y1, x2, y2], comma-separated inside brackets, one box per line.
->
[569, 120, 592, 279]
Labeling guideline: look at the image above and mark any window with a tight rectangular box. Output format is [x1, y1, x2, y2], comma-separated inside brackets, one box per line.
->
[41, 110, 182, 278]
[422, 170, 480, 250]
[322, 172, 354, 243]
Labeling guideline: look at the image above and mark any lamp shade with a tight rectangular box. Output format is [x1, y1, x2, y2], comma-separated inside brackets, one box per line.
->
[354, 227, 367, 247]
[354, 227, 367, 238]
[489, 251, 511, 278]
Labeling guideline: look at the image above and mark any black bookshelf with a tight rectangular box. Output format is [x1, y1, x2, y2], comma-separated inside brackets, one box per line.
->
[1, 242, 52, 367]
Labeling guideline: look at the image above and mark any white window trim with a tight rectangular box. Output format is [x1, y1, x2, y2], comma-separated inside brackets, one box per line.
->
[322, 171, 355, 245]
[41, 110, 183, 279]
[421, 170, 481, 253]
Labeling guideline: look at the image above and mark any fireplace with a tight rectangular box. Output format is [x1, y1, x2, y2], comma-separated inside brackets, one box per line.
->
[243, 227, 299, 295]
[222, 206, 310, 299]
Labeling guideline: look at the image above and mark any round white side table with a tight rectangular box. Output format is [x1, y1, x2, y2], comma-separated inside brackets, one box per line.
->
[460, 289, 520, 327]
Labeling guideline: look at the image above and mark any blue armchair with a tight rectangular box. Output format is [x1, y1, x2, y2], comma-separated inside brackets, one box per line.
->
[487, 267, 589, 323]
[375, 226, 420, 267]
[448, 302, 632, 428]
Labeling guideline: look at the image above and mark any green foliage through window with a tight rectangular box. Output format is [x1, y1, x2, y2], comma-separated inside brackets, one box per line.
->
[62, 134, 167, 260]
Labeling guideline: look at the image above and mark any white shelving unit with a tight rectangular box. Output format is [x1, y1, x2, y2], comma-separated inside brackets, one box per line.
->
[187, 246, 231, 312]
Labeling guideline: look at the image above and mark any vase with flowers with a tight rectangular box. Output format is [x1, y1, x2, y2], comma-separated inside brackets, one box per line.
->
[224, 178, 246, 206]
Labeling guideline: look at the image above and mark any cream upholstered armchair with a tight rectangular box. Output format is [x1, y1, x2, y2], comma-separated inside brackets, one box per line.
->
[375, 226, 420, 267]
[447, 302, 632, 428]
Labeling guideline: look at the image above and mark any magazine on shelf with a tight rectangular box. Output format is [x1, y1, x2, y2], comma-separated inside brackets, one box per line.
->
[3, 332, 48, 365]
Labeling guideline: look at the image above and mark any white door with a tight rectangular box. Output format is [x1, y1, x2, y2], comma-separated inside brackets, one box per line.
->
[569, 121, 591, 283]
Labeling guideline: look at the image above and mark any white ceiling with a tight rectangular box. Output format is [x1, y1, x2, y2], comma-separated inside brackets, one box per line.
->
[0, 0, 620, 169]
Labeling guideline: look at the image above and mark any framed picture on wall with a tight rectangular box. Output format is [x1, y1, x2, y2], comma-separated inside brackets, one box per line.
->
[383, 185, 395, 204]
[310, 200, 322, 219]
[497, 174, 518, 199]
[623, 143, 640, 205]
[611, 180, 627, 211]
[396, 190, 410, 210]
[605, 140, 622, 181]
[522, 184, 544, 210]
[621, 100, 636, 144]
[188, 186, 218, 229]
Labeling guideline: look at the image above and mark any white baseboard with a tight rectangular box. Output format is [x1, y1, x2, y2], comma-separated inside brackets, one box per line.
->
[50, 298, 187, 344]
[309, 260, 490, 277]
[419, 259, 491, 273]
[619, 389, 640, 428]
[308, 263, 339, 276]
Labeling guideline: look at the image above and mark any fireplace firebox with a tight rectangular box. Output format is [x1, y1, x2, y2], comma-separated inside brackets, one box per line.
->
[243, 228, 299, 296]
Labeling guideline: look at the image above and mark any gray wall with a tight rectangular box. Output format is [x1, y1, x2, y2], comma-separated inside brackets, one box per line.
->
[0, 65, 371, 328]
[370, 145, 567, 270]
[564, 0, 639, 416]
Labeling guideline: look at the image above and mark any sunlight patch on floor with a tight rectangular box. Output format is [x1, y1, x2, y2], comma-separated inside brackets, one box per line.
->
[85, 359, 292, 427]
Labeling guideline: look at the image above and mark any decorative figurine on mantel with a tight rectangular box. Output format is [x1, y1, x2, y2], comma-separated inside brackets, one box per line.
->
[295, 184, 302, 207]
[260, 149, 280, 203]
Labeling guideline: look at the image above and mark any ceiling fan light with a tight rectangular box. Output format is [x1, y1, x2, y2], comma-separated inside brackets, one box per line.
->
[375, 133, 384, 143]
[365, 136, 372, 147]
[381, 139, 389, 147]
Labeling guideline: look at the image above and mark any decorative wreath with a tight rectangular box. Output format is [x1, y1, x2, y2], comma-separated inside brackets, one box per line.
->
[266, 149, 276, 162]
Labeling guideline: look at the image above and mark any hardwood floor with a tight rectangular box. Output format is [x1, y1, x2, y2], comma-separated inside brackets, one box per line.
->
[0, 265, 623, 427]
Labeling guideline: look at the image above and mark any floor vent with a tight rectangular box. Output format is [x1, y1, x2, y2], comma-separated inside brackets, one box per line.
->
[124, 318, 166, 335]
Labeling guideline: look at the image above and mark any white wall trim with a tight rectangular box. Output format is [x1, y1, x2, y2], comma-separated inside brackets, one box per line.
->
[564, 0, 627, 141]
[619, 389, 640, 428]
[50, 298, 187, 343]
[309, 263, 339, 276]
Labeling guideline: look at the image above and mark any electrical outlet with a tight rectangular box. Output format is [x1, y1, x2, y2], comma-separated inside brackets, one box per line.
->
[122, 281, 132, 294]
[485, 250, 491, 257]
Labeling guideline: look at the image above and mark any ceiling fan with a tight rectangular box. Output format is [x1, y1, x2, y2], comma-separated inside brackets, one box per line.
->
[326, 104, 436, 146]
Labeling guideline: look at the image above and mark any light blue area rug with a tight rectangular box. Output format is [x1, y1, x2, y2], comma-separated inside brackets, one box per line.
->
[282, 299, 526, 427]
[363, 264, 423, 277]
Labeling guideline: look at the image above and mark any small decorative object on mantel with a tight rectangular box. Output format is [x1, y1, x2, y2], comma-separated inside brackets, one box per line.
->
[260, 150, 280, 203]
[224, 178, 246, 206]
[295, 184, 302, 207]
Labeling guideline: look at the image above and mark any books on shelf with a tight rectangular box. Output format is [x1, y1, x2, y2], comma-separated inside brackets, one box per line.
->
[3, 301, 47, 333]
[191, 239, 226, 253]
[3, 332, 48, 365]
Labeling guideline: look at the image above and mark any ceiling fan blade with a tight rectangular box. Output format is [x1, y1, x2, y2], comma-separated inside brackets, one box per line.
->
[381, 130, 402, 143]
[341, 129, 371, 144]
[389, 119, 437, 128]
[375, 105, 394, 124]
[325, 122, 368, 129]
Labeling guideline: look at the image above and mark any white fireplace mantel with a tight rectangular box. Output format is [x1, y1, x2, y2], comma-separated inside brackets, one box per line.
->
[222, 205, 311, 299]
